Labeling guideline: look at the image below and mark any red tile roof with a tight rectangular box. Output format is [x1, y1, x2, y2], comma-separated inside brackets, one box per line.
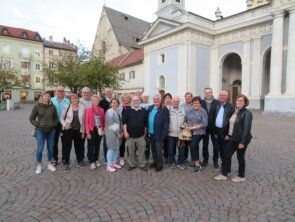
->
[0, 25, 43, 42]
[109, 49, 144, 68]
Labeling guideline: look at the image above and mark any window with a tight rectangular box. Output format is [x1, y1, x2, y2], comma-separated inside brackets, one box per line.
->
[175, 0, 180, 3]
[2, 28, 8, 35]
[120, 73, 125, 80]
[0, 60, 11, 68]
[35, 34, 41, 40]
[129, 71, 135, 80]
[159, 75, 165, 89]
[22, 48, 29, 58]
[158, 53, 165, 64]
[123, 16, 129, 21]
[101, 41, 106, 53]
[3, 44, 9, 53]
[2, 91, 11, 101]
[162, 0, 166, 3]
[35, 64, 40, 70]
[35, 77, 41, 83]
[49, 50, 53, 55]
[59, 51, 63, 56]
[21, 62, 30, 69]
[22, 32, 27, 38]
[49, 76, 54, 83]
[48, 62, 54, 69]
[35, 49, 41, 57]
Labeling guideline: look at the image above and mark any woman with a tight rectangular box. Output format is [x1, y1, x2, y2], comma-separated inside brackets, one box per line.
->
[29, 91, 58, 174]
[85, 95, 105, 170]
[60, 94, 86, 171]
[215, 95, 253, 183]
[162, 93, 172, 162]
[105, 98, 123, 172]
[163, 93, 172, 108]
[185, 96, 208, 173]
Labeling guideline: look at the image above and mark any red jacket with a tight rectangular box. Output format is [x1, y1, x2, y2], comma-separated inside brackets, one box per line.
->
[85, 105, 105, 134]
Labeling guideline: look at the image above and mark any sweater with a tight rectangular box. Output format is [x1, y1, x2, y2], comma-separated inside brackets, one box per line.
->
[29, 102, 58, 132]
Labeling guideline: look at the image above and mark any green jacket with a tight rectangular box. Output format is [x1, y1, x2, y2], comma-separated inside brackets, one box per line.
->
[29, 103, 58, 132]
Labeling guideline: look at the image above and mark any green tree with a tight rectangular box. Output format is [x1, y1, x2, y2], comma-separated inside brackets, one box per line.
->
[0, 65, 22, 102]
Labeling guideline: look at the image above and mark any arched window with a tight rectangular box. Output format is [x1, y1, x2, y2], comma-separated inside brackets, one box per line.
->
[2, 28, 8, 35]
[101, 41, 106, 53]
[158, 75, 165, 89]
[22, 32, 27, 38]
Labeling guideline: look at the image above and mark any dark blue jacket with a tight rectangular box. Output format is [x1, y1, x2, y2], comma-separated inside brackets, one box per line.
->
[147, 104, 169, 141]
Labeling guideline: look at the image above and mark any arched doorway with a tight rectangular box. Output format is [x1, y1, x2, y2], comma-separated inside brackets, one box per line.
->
[221, 53, 242, 102]
[261, 48, 271, 108]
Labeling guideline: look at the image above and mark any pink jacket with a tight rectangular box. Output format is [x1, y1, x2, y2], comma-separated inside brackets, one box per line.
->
[85, 105, 105, 134]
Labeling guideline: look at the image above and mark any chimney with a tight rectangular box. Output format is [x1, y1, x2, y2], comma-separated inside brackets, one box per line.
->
[49, 35, 53, 42]
[215, 7, 223, 20]
[67, 40, 70, 45]
[63, 37, 67, 44]
[246, 0, 253, 9]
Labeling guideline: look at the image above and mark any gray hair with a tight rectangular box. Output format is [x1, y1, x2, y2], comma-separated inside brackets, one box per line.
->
[82, 87, 90, 92]
[153, 94, 161, 99]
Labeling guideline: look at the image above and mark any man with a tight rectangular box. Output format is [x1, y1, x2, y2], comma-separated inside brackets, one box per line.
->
[201, 88, 219, 168]
[99, 88, 113, 163]
[123, 96, 148, 171]
[147, 94, 169, 172]
[180, 92, 193, 162]
[214, 90, 235, 171]
[167, 97, 186, 169]
[79, 87, 92, 109]
[51, 86, 70, 166]
[118, 94, 131, 166]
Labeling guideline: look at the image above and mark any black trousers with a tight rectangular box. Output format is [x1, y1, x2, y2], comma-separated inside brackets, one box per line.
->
[63, 129, 83, 164]
[53, 122, 65, 163]
[184, 141, 190, 160]
[87, 128, 102, 163]
[222, 140, 247, 178]
[216, 128, 230, 169]
[145, 136, 151, 160]
[120, 138, 126, 158]
[151, 136, 164, 168]
[202, 128, 219, 162]
[163, 138, 168, 159]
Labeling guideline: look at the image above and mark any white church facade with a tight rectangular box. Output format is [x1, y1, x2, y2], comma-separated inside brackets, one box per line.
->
[94, 0, 295, 115]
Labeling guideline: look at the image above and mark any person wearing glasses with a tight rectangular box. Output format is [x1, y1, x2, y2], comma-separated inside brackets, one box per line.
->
[184, 96, 208, 174]
[215, 95, 253, 183]
[51, 86, 70, 166]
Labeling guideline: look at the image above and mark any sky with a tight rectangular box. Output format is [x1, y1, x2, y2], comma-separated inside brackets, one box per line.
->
[0, 0, 246, 49]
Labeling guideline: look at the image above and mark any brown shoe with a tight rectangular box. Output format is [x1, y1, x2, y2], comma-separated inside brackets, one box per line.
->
[139, 166, 148, 172]
[128, 166, 136, 171]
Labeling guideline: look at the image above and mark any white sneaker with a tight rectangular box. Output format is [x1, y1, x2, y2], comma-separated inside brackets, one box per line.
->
[96, 161, 101, 168]
[106, 165, 116, 172]
[119, 159, 125, 166]
[47, 164, 56, 172]
[231, 177, 245, 183]
[214, 174, 227, 181]
[90, 163, 96, 170]
[36, 165, 42, 174]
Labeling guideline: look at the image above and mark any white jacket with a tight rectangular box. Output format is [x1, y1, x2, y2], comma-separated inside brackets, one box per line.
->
[168, 106, 185, 137]
[60, 104, 86, 133]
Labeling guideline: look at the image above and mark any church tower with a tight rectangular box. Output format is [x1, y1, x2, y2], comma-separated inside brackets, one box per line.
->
[156, 0, 186, 19]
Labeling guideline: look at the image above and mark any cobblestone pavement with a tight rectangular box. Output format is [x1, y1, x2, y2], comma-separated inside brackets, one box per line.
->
[0, 104, 295, 222]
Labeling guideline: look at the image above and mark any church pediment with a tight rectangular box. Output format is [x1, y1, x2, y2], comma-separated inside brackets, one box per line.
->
[142, 18, 181, 40]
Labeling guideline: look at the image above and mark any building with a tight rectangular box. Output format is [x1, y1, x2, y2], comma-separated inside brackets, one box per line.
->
[93, 6, 150, 61]
[109, 49, 144, 98]
[139, 0, 295, 115]
[43, 36, 77, 92]
[0, 25, 44, 102]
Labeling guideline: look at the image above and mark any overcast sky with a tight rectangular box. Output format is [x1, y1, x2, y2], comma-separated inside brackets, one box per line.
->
[0, 0, 246, 49]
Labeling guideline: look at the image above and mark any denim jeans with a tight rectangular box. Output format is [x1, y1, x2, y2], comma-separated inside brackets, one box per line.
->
[35, 130, 56, 163]
[190, 135, 204, 162]
[107, 149, 118, 168]
[167, 136, 184, 165]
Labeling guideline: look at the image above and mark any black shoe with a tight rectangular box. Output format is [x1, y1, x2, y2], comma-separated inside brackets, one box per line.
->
[128, 166, 136, 171]
[155, 167, 163, 172]
[77, 162, 85, 168]
[213, 162, 219, 169]
[201, 161, 208, 167]
[149, 163, 157, 168]
[139, 166, 148, 172]
[64, 164, 70, 172]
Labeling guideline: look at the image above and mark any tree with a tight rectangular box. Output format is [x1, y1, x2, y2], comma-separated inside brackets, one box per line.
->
[0, 65, 22, 102]
[83, 52, 121, 96]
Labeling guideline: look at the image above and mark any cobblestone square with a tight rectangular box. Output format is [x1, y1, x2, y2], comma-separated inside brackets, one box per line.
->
[0, 104, 295, 221]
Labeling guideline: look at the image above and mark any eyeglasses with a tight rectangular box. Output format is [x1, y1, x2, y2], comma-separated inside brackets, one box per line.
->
[193, 102, 200, 105]
[57, 90, 64, 92]
[236, 100, 245, 102]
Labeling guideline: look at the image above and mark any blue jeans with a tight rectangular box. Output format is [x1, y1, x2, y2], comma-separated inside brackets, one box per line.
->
[107, 149, 118, 168]
[167, 136, 184, 165]
[35, 130, 56, 163]
[190, 135, 204, 162]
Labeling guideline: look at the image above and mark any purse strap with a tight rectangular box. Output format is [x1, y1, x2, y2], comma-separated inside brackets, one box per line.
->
[64, 105, 71, 120]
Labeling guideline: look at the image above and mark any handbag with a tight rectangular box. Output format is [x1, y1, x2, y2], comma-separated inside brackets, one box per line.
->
[178, 126, 192, 141]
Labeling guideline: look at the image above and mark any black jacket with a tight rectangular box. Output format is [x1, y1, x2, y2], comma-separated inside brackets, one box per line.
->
[214, 101, 235, 137]
[99, 98, 111, 113]
[201, 98, 219, 130]
[147, 104, 169, 141]
[230, 108, 253, 146]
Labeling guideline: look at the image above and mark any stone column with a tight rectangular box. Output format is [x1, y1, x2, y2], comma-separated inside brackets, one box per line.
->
[242, 40, 251, 96]
[210, 46, 219, 95]
[251, 37, 262, 97]
[268, 10, 285, 96]
[285, 7, 295, 95]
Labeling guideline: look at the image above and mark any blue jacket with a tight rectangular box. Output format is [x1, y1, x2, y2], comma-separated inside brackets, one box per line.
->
[147, 104, 169, 141]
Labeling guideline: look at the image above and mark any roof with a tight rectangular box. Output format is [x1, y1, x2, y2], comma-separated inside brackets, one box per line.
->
[43, 40, 77, 51]
[0, 25, 43, 42]
[109, 49, 144, 68]
[104, 7, 151, 49]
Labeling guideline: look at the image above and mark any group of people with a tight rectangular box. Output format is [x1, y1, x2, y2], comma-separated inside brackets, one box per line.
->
[29, 86, 253, 183]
